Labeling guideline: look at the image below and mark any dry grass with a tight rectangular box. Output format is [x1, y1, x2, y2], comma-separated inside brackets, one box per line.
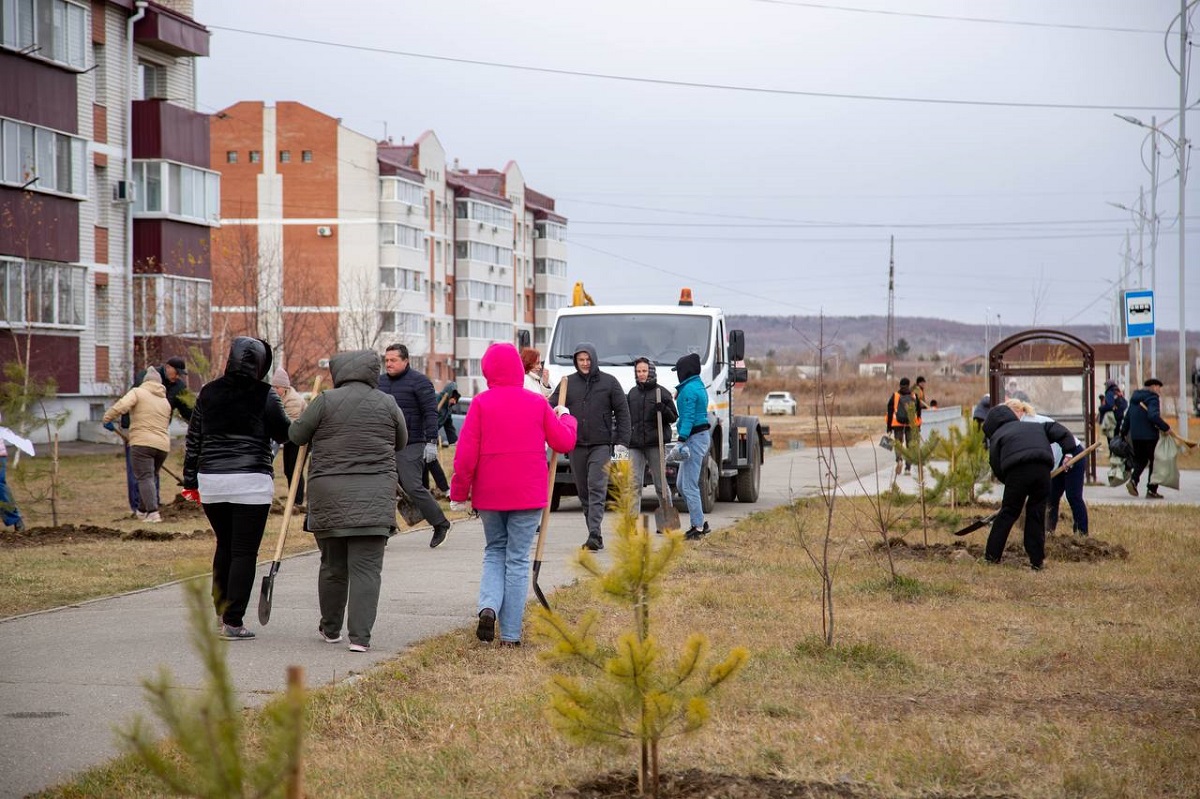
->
[38, 495, 1200, 799]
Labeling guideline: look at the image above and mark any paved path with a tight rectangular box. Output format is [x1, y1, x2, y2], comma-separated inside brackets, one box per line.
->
[2, 444, 1196, 798]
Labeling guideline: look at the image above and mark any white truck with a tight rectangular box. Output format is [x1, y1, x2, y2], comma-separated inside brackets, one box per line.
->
[543, 290, 766, 512]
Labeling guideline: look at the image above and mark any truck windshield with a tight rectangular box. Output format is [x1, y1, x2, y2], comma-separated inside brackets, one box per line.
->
[549, 314, 712, 367]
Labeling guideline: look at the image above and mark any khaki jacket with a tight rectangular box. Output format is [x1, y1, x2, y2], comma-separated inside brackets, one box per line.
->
[104, 382, 172, 452]
[278, 386, 308, 421]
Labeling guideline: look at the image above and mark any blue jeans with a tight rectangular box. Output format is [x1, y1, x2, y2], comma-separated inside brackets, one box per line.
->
[675, 429, 711, 529]
[0, 456, 22, 527]
[478, 509, 541, 642]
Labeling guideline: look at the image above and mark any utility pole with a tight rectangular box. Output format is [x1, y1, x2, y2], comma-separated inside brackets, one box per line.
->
[886, 235, 895, 380]
[1149, 117, 1159, 378]
[1177, 0, 1190, 438]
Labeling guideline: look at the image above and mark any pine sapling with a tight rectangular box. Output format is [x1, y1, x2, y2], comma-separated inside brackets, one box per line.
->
[533, 459, 749, 798]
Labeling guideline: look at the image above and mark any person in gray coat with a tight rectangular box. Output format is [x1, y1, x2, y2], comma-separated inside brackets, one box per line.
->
[288, 350, 407, 653]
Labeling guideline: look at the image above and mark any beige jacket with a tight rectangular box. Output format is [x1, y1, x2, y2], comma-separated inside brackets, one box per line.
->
[103, 368, 172, 452]
[278, 386, 308, 421]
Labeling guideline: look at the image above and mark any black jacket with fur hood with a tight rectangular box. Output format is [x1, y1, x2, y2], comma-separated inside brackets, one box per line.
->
[183, 337, 291, 488]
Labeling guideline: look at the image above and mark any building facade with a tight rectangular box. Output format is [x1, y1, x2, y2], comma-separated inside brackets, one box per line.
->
[0, 0, 212, 442]
[210, 102, 569, 395]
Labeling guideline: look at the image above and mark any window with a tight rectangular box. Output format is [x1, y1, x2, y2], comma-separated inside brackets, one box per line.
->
[132, 159, 220, 225]
[226, 151, 237, 164]
[454, 319, 513, 340]
[139, 61, 167, 99]
[1, 0, 87, 69]
[249, 150, 261, 163]
[279, 150, 290, 163]
[534, 293, 568, 311]
[379, 267, 423, 293]
[535, 221, 568, 241]
[454, 241, 512, 267]
[380, 223, 424, 250]
[379, 311, 423, 335]
[380, 177, 424, 206]
[301, 150, 312, 163]
[534, 258, 568, 277]
[459, 280, 514, 305]
[131, 274, 211, 337]
[455, 199, 514, 230]
[0, 115, 86, 195]
[0, 257, 86, 327]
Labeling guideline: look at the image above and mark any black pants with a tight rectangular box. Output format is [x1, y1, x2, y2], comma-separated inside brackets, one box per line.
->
[282, 441, 305, 504]
[890, 425, 913, 465]
[204, 502, 271, 627]
[423, 458, 449, 492]
[1128, 437, 1158, 492]
[986, 461, 1050, 567]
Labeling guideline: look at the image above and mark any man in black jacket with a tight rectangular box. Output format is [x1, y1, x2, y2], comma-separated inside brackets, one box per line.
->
[627, 357, 678, 532]
[981, 403, 1078, 570]
[562, 342, 631, 551]
[377, 344, 451, 547]
[1120, 377, 1171, 499]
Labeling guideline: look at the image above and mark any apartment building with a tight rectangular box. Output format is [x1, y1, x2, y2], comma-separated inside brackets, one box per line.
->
[0, 0, 213, 442]
[210, 102, 569, 395]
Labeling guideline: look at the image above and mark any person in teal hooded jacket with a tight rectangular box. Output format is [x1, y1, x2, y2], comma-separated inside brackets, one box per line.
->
[670, 352, 711, 539]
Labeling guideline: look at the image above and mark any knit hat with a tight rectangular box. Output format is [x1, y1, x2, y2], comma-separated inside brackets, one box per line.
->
[141, 367, 162, 385]
[166, 356, 187, 375]
[272, 367, 291, 388]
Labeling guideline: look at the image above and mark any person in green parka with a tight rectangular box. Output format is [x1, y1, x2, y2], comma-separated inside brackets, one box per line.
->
[288, 349, 407, 653]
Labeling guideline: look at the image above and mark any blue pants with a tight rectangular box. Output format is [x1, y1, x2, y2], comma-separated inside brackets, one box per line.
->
[675, 429, 712, 529]
[478, 509, 541, 643]
[1049, 446, 1088, 534]
[0, 456, 22, 528]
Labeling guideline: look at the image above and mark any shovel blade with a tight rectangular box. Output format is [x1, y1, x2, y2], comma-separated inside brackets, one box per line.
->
[953, 512, 998, 537]
[257, 570, 276, 625]
[531, 560, 550, 610]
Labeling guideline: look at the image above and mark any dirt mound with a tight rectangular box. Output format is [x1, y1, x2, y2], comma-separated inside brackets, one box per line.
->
[159, 495, 207, 520]
[874, 535, 1127, 565]
[0, 523, 191, 548]
[542, 769, 1019, 798]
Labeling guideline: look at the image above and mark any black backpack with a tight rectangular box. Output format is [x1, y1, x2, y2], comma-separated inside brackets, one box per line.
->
[894, 392, 917, 425]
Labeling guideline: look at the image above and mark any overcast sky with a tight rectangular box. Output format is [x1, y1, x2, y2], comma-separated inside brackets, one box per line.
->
[195, 0, 1197, 333]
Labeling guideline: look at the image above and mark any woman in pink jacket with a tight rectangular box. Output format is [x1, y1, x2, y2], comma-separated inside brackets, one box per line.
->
[450, 343, 577, 646]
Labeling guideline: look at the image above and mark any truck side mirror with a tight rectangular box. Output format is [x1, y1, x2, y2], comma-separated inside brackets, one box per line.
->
[730, 367, 748, 385]
[728, 329, 745, 362]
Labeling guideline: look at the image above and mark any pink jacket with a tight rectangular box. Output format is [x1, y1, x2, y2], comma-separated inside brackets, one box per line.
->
[451, 343, 577, 511]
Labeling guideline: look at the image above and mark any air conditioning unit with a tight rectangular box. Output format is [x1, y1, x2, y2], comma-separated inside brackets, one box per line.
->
[316, 226, 333, 237]
[499, 267, 507, 276]
[113, 180, 136, 203]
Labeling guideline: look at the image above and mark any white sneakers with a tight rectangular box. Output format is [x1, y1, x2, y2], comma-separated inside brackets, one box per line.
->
[134, 510, 163, 523]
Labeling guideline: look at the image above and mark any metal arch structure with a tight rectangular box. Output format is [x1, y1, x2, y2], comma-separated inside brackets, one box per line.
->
[988, 328, 1097, 483]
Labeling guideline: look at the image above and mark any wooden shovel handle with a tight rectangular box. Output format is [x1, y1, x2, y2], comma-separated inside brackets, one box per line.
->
[534, 379, 569, 561]
[270, 375, 322, 562]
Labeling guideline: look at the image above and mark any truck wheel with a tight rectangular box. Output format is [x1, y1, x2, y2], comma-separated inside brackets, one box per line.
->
[717, 475, 737, 503]
[736, 434, 761, 503]
[700, 448, 718, 514]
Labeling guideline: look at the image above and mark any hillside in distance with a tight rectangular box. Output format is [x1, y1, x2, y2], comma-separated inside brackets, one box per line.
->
[726, 315, 1172, 363]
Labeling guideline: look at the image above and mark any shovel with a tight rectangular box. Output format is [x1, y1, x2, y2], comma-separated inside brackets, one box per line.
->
[112, 426, 184, 485]
[954, 441, 1100, 536]
[258, 375, 322, 625]
[654, 387, 680, 531]
[532, 379, 568, 610]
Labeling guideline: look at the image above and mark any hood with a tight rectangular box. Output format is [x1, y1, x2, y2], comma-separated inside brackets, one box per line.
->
[634, 356, 658, 387]
[330, 349, 381, 389]
[272, 367, 291, 388]
[982, 404, 1019, 438]
[140, 367, 163, 387]
[673, 352, 701, 382]
[482, 343, 525, 388]
[573, 342, 599, 377]
[896, 385, 913, 396]
[224, 337, 273, 381]
[1129, 388, 1156, 404]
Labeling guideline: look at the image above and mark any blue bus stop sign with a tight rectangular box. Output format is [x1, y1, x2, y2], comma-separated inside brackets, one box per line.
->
[1124, 289, 1155, 339]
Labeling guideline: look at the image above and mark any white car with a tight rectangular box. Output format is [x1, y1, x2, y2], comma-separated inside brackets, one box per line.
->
[762, 391, 797, 416]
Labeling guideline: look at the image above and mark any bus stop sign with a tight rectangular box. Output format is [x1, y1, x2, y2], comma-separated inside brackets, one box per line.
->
[1123, 289, 1154, 339]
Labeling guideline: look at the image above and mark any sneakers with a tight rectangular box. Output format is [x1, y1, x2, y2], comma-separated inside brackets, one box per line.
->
[219, 624, 255, 641]
[1146, 490, 1164, 499]
[1030, 562, 1044, 572]
[498, 640, 522, 648]
[144, 511, 163, 523]
[476, 608, 496, 642]
[13, 519, 25, 533]
[582, 536, 604, 552]
[684, 522, 711, 541]
[348, 642, 370, 653]
[430, 522, 451, 548]
[317, 627, 342, 644]
[903, 465, 911, 475]
[1126, 480, 1139, 497]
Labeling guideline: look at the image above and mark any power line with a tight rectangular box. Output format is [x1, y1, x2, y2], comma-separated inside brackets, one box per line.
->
[207, 25, 1177, 112]
[750, 0, 1163, 35]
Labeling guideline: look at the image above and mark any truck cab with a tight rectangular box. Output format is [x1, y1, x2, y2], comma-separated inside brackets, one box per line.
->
[544, 294, 765, 513]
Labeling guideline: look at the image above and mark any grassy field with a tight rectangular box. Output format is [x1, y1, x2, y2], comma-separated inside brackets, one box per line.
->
[32, 491, 1200, 799]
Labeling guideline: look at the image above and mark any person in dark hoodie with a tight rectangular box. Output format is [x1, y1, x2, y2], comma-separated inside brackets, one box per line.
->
[288, 350, 406, 653]
[671, 352, 711, 540]
[182, 337, 292, 640]
[1098, 379, 1127, 436]
[981, 403, 1079, 570]
[1119, 377, 1171, 499]
[562, 342, 631, 551]
[971, 394, 992, 431]
[627, 356, 679, 532]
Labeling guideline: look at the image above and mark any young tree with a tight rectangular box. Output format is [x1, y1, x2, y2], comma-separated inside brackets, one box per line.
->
[534, 460, 748, 798]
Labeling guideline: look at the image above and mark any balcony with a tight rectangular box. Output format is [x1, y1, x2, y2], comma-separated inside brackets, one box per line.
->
[134, 4, 211, 58]
[132, 100, 210, 167]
